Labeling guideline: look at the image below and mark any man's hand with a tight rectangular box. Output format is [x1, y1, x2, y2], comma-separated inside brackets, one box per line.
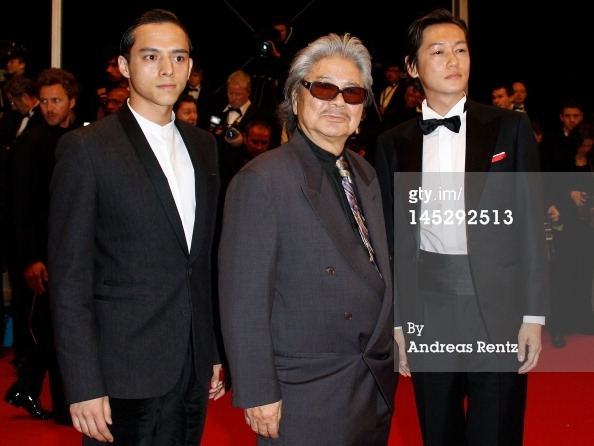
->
[23, 261, 48, 294]
[547, 204, 560, 223]
[209, 364, 226, 401]
[570, 191, 587, 207]
[518, 322, 542, 374]
[394, 328, 411, 377]
[244, 400, 282, 439]
[70, 396, 113, 443]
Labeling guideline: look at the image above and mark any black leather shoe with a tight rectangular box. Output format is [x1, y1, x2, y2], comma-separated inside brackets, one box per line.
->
[4, 389, 53, 420]
[552, 333, 566, 348]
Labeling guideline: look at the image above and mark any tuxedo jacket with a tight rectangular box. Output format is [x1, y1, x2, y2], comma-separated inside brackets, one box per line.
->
[375, 99, 550, 345]
[48, 105, 220, 404]
[182, 84, 214, 129]
[372, 81, 407, 131]
[11, 119, 80, 269]
[218, 130, 397, 442]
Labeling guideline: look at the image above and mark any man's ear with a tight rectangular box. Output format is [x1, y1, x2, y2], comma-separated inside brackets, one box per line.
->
[187, 58, 193, 81]
[291, 89, 299, 115]
[405, 56, 418, 79]
[118, 55, 130, 79]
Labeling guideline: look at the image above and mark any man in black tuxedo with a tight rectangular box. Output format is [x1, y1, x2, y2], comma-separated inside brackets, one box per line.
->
[373, 60, 407, 132]
[182, 64, 214, 129]
[375, 8, 549, 446]
[48, 9, 225, 444]
[0, 75, 44, 365]
[3, 68, 83, 424]
[209, 70, 275, 191]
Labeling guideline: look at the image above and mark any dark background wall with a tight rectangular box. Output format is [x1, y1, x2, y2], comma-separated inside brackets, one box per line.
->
[2, 0, 593, 130]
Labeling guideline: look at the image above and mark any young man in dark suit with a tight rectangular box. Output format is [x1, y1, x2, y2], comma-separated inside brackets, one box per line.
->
[48, 9, 225, 444]
[375, 8, 549, 446]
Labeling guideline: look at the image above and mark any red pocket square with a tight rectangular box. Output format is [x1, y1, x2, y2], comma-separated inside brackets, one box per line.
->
[492, 152, 506, 162]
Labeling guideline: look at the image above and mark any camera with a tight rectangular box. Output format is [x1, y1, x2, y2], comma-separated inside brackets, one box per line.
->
[209, 115, 223, 134]
[256, 27, 281, 58]
[209, 115, 243, 146]
[225, 127, 238, 140]
[259, 41, 272, 55]
[224, 126, 243, 147]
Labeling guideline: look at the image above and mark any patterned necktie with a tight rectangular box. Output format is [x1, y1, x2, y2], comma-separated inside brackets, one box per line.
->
[336, 155, 381, 276]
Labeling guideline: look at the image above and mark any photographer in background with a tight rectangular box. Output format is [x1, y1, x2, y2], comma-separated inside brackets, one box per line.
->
[209, 70, 272, 191]
[208, 71, 273, 377]
[94, 45, 129, 120]
[252, 15, 301, 108]
[546, 122, 594, 348]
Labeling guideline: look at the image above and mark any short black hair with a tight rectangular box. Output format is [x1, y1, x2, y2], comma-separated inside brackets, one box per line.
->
[403, 8, 469, 93]
[173, 94, 196, 113]
[120, 9, 192, 62]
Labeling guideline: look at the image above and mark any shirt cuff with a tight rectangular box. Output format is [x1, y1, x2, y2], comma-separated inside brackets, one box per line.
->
[523, 315, 545, 325]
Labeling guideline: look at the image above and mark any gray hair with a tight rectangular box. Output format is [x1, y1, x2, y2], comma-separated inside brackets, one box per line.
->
[276, 33, 373, 136]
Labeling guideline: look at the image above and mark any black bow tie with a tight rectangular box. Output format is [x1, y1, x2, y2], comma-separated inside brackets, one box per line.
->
[419, 115, 461, 135]
[227, 107, 242, 116]
[188, 87, 199, 91]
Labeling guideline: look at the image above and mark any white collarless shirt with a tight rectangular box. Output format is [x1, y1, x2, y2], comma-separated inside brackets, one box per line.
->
[128, 103, 196, 250]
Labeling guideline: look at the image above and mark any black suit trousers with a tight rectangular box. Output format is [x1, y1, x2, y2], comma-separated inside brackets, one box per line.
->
[410, 252, 528, 446]
[412, 371, 527, 446]
[83, 346, 209, 446]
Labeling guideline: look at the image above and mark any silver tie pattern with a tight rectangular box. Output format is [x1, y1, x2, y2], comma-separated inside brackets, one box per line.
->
[336, 155, 381, 276]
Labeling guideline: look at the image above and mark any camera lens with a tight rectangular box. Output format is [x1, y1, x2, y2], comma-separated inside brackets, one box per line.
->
[260, 41, 271, 53]
[225, 128, 236, 139]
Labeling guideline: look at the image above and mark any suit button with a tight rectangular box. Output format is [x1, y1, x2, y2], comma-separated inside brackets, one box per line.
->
[325, 267, 335, 275]
[188, 268, 193, 276]
[389, 254, 394, 261]
[344, 311, 352, 320]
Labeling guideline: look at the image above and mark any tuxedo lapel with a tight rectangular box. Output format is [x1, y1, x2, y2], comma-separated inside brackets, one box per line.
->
[464, 100, 501, 210]
[394, 120, 423, 244]
[117, 106, 189, 256]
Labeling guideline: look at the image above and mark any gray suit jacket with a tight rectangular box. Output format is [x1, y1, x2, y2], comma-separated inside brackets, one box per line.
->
[218, 130, 397, 443]
[375, 99, 550, 345]
[48, 105, 220, 403]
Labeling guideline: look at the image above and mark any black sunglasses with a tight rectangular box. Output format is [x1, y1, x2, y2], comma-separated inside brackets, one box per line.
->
[301, 80, 367, 105]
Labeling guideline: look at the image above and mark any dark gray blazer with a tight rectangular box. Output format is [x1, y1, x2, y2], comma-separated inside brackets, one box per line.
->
[218, 130, 397, 444]
[375, 99, 550, 345]
[48, 105, 220, 403]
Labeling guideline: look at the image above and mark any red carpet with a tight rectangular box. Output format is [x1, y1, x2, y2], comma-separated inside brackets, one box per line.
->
[1, 333, 593, 445]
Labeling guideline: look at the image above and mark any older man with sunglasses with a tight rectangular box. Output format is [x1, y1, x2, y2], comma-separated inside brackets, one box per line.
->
[218, 33, 397, 445]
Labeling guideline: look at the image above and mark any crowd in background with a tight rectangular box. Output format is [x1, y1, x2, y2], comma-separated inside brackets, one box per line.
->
[0, 11, 593, 428]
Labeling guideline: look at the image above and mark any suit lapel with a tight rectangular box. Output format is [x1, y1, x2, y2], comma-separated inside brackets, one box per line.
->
[117, 106, 189, 257]
[464, 100, 501, 210]
[176, 121, 209, 262]
[394, 119, 423, 245]
[294, 135, 385, 295]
